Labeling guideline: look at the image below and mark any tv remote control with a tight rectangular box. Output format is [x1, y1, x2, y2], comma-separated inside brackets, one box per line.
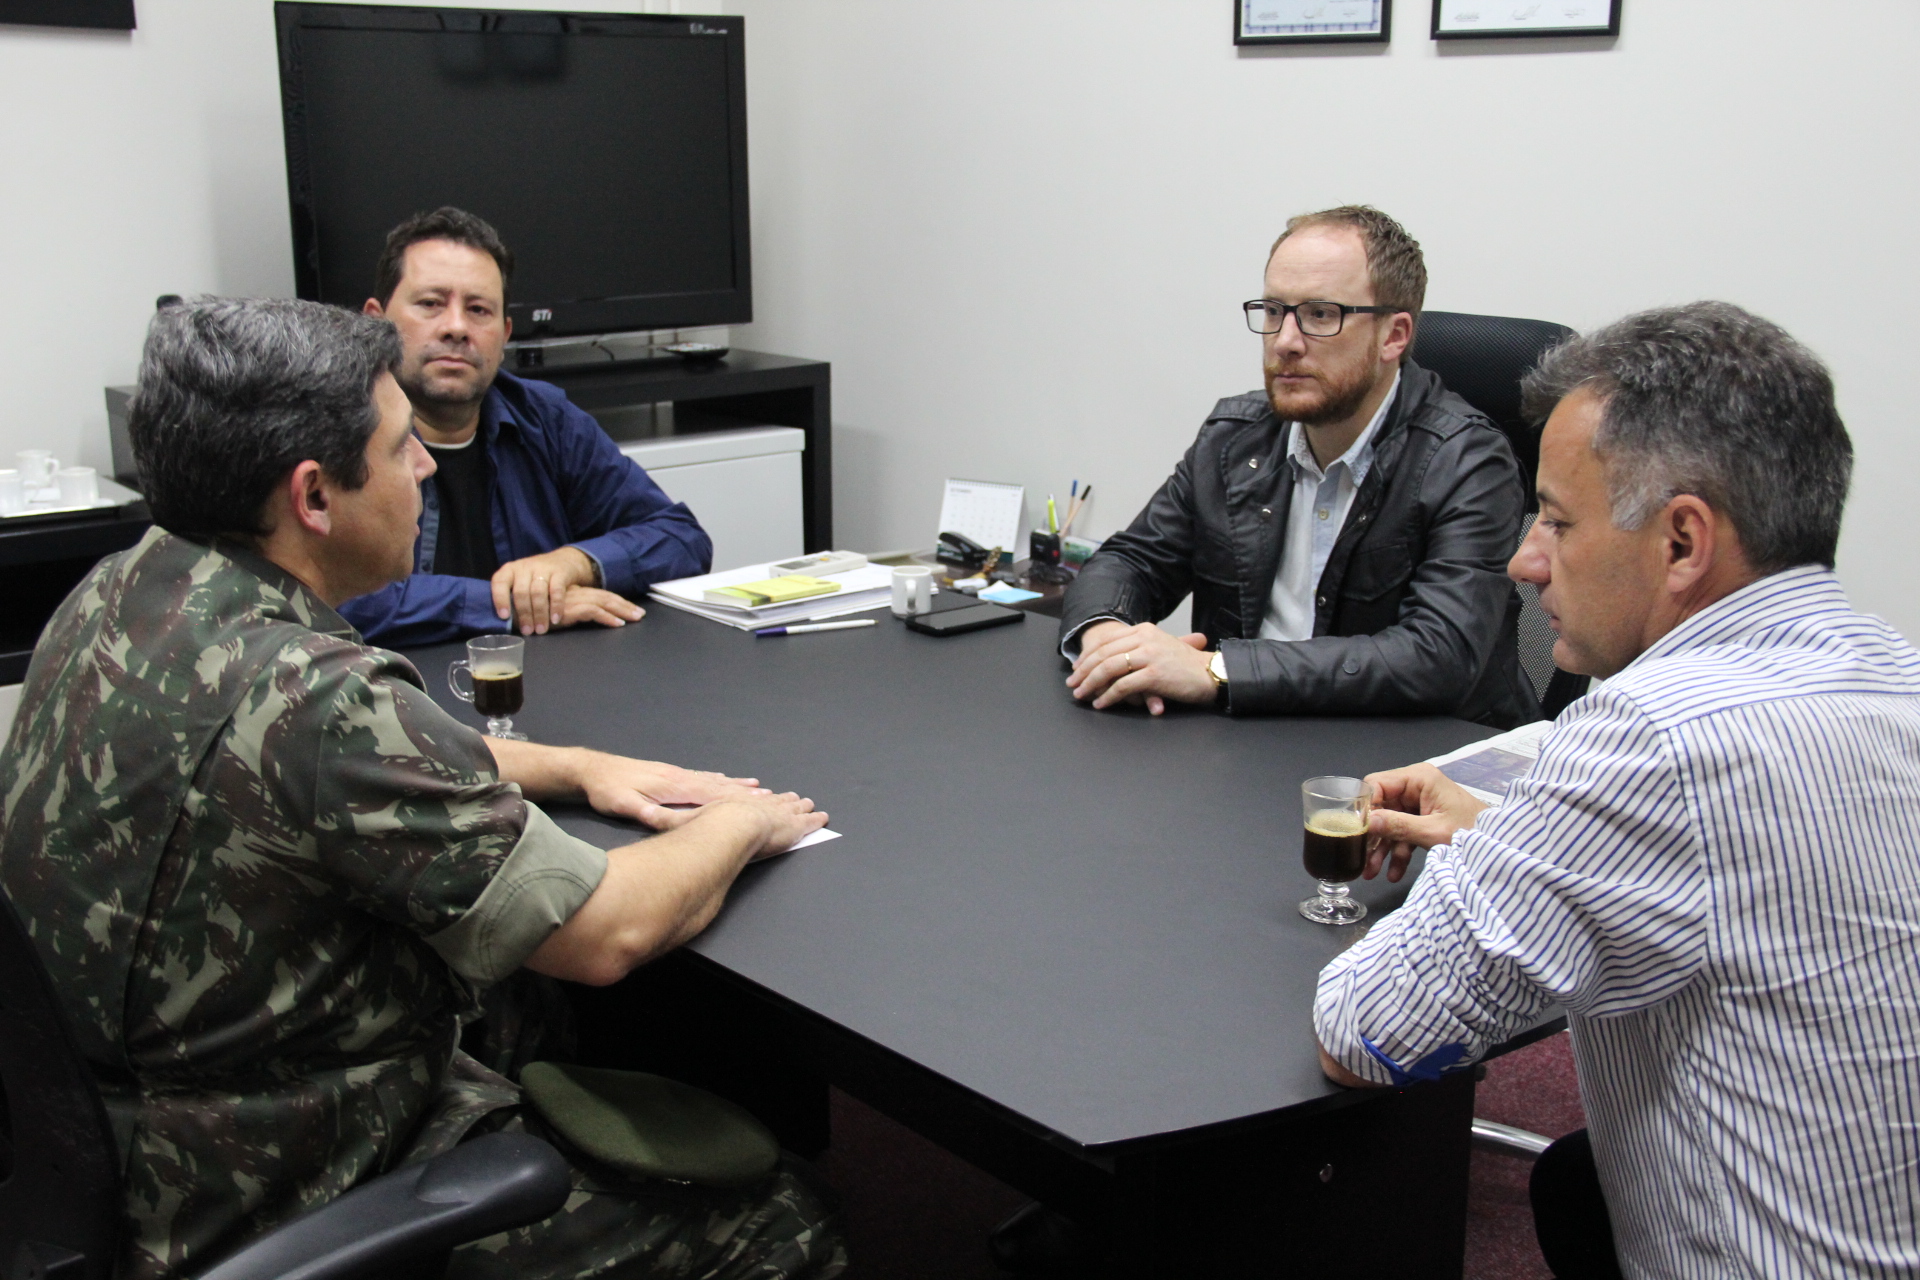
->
[769, 551, 868, 577]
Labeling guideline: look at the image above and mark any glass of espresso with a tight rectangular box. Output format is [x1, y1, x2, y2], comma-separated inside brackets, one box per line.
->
[1299, 775, 1370, 925]
[449, 635, 528, 740]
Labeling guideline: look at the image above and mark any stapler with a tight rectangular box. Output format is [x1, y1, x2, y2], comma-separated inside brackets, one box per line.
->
[937, 530, 992, 572]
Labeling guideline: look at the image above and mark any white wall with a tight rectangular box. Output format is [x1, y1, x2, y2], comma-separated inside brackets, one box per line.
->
[729, 0, 1920, 639]
[0, 3, 289, 474]
[0, 0, 686, 472]
[4, 1, 1917, 636]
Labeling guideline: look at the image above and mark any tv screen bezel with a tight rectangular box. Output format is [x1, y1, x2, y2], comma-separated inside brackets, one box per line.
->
[274, 2, 752, 339]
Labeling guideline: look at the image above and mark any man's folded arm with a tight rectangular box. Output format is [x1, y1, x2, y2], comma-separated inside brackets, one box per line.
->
[417, 795, 787, 990]
[1221, 430, 1525, 717]
[549, 400, 713, 596]
[519, 801, 777, 987]
[1313, 693, 1707, 1084]
[1058, 441, 1207, 657]
[300, 647, 803, 991]
[426, 804, 607, 985]
[1312, 846, 1561, 1086]
[568, 504, 712, 598]
[338, 574, 508, 646]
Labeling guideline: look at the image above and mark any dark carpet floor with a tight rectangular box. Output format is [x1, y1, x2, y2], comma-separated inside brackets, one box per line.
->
[813, 1031, 1584, 1279]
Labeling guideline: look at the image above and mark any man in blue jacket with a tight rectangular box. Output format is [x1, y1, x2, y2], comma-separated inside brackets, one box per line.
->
[342, 207, 711, 645]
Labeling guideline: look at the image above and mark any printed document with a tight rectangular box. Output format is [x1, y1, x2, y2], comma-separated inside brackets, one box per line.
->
[1425, 719, 1554, 807]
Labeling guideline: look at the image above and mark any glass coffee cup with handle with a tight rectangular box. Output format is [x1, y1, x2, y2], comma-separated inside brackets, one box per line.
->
[449, 634, 528, 740]
[1299, 775, 1370, 925]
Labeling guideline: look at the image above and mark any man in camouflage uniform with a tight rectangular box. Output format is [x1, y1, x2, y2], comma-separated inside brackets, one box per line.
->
[0, 298, 847, 1280]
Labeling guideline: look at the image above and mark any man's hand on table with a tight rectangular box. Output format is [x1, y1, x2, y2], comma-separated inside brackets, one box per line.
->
[574, 753, 773, 831]
[698, 791, 830, 860]
[1362, 762, 1489, 883]
[486, 741, 806, 831]
[556, 586, 645, 631]
[492, 546, 642, 635]
[1066, 620, 1215, 716]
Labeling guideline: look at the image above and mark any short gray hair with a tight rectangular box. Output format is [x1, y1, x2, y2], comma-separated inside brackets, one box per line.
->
[1521, 301, 1852, 573]
[131, 297, 402, 538]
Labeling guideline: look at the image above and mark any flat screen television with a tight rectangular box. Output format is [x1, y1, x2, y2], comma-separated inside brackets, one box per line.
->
[275, 4, 750, 339]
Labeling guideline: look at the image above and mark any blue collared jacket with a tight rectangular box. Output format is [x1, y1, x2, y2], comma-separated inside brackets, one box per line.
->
[339, 370, 712, 645]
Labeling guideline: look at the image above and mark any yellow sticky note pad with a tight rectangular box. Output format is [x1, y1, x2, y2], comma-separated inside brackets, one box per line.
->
[704, 575, 843, 607]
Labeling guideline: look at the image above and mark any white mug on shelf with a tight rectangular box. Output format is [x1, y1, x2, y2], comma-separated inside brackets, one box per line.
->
[16, 450, 59, 491]
[57, 466, 98, 506]
[890, 565, 934, 617]
[0, 469, 23, 516]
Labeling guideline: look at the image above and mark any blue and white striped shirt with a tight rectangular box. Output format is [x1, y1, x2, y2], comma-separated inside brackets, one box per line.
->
[1315, 566, 1920, 1278]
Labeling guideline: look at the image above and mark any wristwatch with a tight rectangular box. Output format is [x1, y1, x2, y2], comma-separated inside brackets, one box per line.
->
[1207, 650, 1229, 706]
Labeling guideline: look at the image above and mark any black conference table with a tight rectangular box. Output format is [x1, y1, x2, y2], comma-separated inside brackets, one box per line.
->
[410, 601, 1528, 1277]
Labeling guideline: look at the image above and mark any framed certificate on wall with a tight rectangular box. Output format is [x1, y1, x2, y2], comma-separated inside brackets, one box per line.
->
[1235, 0, 1392, 46]
[1431, 0, 1619, 40]
[0, 0, 136, 29]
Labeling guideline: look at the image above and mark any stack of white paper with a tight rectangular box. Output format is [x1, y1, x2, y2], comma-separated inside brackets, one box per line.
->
[650, 561, 896, 631]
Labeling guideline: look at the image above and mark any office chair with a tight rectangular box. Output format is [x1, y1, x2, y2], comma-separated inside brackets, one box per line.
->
[0, 892, 572, 1280]
[1411, 313, 1581, 1163]
[1411, 310, 1589, 721]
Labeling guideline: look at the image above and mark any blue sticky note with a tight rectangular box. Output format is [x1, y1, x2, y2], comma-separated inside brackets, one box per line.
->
[979, 582, 1043, 604]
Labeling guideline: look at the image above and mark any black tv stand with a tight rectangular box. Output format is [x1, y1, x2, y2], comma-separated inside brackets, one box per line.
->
[517, 347, 833, 553]
[508, 332, 687, 374]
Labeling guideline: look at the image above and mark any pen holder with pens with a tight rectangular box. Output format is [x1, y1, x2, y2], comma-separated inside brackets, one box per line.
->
[1027, 529, 1070, 585]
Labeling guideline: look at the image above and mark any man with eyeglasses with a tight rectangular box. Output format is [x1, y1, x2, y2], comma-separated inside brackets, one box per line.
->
[1059, 205, 1537, 729]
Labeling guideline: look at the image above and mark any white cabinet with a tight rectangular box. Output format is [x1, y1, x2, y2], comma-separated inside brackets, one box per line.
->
[620, 427, 806, 571]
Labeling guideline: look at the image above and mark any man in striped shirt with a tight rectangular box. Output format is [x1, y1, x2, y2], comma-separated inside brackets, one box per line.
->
[1313, 302, 1920, 1279]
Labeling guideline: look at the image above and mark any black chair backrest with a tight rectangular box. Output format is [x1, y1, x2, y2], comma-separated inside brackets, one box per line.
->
[1410, 310, 1575, 508]
[1410, 310, 1588, 719]
[0, 891, 122, 1280]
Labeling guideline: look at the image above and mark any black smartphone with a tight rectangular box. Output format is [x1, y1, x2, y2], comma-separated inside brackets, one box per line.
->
[903, 601, 1025, 636]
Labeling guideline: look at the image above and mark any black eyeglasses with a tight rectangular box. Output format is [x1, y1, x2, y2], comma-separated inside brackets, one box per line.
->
[1243, 299, 1397, 338]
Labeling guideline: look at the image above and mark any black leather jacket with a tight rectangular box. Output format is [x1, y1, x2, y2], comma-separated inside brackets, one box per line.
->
[1060, 360, 1538, 729]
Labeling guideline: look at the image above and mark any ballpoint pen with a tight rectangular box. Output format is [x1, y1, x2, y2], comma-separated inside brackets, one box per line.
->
[754, 619, 877, 637]
[1064, 484, 1091, 535]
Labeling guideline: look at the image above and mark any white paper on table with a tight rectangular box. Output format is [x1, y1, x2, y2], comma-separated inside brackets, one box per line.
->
[650, 561, 894, 630]
[936, 478, 1025, 558]
[654, 810, 841, 852]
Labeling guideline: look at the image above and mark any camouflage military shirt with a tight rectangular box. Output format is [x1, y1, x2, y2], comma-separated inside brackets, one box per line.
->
[0, 528, 607, 1279]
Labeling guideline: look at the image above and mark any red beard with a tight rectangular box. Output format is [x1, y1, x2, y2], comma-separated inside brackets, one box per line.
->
[1265, 357, 1381, 426]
